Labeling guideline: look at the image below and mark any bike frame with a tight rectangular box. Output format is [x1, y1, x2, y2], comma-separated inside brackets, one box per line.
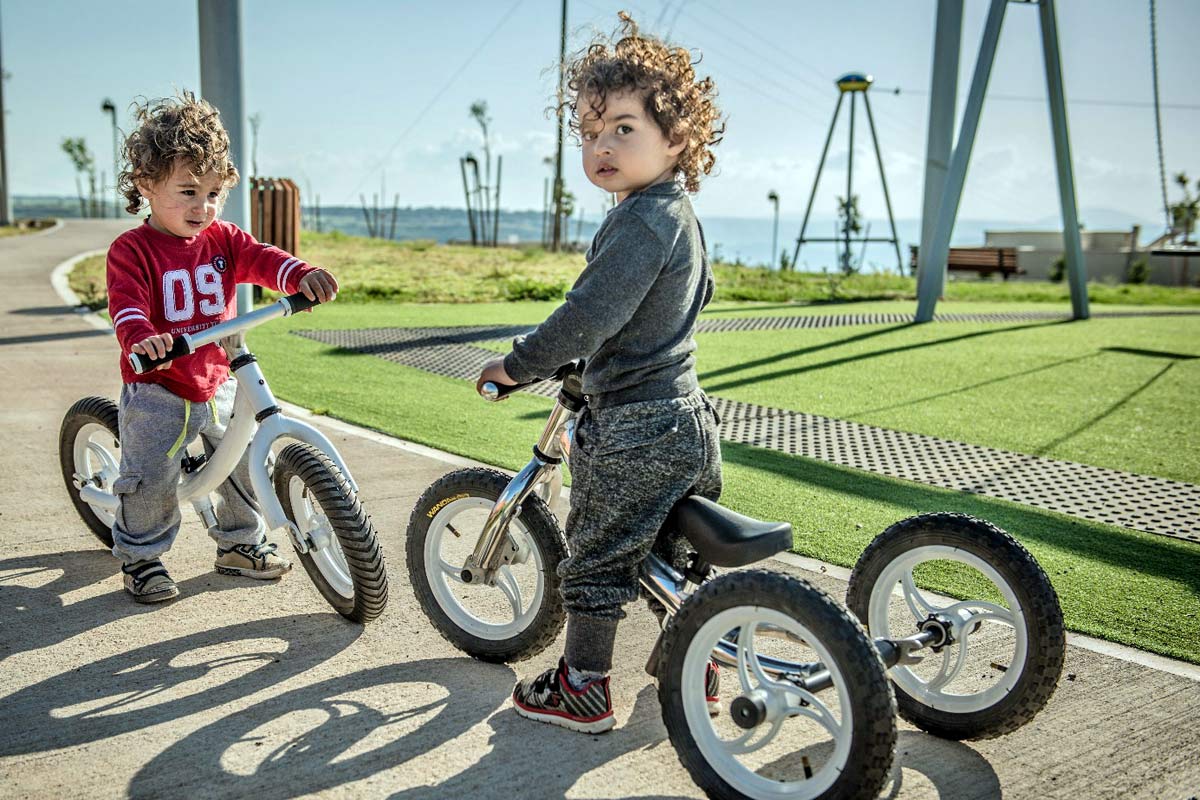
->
[470, 370, 954, 685]
[76, 297, 358, 554]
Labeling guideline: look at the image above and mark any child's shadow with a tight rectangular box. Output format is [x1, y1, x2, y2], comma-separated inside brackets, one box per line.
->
[390, 684, 696, 800]
[124, 658, 516, 799]
[0, 612, 361, 758]
[0, 548, 301, 662]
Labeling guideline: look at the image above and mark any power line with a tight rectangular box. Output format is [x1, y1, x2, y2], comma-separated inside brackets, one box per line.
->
[342, 0, 524, 204]
[880, 85, 1200, 111]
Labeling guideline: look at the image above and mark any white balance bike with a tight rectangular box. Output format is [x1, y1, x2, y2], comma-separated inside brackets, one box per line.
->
[60, 291, 388, 623]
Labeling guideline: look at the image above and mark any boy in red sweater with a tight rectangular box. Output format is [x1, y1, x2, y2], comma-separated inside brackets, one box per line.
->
[106, 92, 337, 603]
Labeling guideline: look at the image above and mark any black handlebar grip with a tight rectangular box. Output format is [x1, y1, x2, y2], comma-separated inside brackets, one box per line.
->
[282, 291, 322, 314]
[128, 335, 194, 374]
[481, 379, 530, 401]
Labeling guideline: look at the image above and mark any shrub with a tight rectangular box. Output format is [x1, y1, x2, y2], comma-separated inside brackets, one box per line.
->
[502, 276, 567, 302]
[1126, 257, 1149, 285]
[1049, 256, 1066, 283]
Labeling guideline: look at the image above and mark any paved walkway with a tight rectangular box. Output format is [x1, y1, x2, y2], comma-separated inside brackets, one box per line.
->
[299, 324, 1200, 541]
[2, 221, 1198, 800]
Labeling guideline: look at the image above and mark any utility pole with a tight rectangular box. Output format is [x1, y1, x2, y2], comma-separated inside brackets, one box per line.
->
[550, 0, 567, 251]
[767, 190, 780, 269]
[0, 5, 11, 227]
[102, 99, 119, 217]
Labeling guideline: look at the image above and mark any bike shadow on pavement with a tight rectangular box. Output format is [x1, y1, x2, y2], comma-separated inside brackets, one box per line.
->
[882, 730, 1002, 800]
[390, 683, 697, 800]
[0, 548, 317, 662]
[125, 658, 517, 799]
[0, 613, 362, 759]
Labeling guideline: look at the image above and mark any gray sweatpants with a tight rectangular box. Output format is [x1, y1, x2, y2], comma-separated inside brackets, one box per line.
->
[110, 378, 266, 564]
[560, 389, 723, 672]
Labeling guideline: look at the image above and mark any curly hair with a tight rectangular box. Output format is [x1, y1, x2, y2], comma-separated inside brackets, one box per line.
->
[119, 91, 239, 214]
[560, 12, 723, 193]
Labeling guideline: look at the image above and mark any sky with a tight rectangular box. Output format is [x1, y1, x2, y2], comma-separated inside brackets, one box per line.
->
[3, 0, 1199, 233]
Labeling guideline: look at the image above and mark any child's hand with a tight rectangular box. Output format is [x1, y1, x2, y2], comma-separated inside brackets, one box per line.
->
[131, 333, 175, 370]
[298, 269, 339, 304]
[476, 357, 515, 398]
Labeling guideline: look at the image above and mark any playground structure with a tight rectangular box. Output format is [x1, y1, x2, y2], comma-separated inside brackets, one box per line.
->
[792, 72, 903, 275]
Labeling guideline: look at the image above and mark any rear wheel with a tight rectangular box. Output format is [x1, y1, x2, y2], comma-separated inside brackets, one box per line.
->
[59, 396, 120, 548]
[847, 513, 1064, 740]
[273, 442, 388, 623]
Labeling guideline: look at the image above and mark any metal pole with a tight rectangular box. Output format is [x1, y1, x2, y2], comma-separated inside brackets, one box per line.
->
[843, 92, 857, 273]
[1038, 0, 1089, 320]
[550, 0, 567, 251]
[493, 154, 502, 246]
[918, 0, 962, 286]
[0, 5, 11, 227]
[793, 92, 844, 269]
[198, 0, 252, 313]
[915, 0, 1007, 322]
[102, 100, 119, 218]
[861, 93, 903, 272]
[768, 191, 779, 269]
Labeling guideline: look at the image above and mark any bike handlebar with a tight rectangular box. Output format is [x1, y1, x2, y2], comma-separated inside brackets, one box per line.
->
[480, 361, 583, 402]
[127, 291, 325, 374]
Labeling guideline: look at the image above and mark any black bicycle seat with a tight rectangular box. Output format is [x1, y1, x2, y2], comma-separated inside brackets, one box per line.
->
[668, 495, 793, 567]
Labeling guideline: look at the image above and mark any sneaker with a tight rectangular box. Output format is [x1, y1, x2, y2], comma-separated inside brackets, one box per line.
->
[512, 657, 615, 734]
[214, 539, 292, 579]
[705, 659, 721, 716]
[122, 559, 179, 604]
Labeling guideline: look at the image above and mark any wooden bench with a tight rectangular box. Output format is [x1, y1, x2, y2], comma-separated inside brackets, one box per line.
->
[909, 245, 1024, 280]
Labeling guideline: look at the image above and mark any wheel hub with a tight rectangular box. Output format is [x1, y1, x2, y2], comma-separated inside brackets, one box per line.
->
[730, 691, 768, 730]
[918, 614, 955, 652]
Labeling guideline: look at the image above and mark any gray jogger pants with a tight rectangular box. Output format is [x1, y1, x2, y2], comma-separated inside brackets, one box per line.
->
[110, 378, 267, 564]
[560, 389, 723, 672]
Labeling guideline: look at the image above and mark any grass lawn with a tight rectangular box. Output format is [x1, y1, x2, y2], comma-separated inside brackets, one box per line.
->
[0, 220, 55, 238]
[242, 300, 1200, 664]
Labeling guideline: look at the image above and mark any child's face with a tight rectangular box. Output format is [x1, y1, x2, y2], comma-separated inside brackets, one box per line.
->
[580, 90, 685, 202]
[137, 159, 225, 238]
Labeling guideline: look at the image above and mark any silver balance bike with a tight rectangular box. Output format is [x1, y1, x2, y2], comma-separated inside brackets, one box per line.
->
[405, 363, 1064, 799]
[60, 291, 388, 623]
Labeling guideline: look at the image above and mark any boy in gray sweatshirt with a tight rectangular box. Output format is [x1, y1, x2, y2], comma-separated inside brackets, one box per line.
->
[476, 12, 725, 734]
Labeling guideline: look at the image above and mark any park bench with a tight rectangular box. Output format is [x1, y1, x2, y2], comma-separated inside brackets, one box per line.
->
[909, 245, 1024, 280]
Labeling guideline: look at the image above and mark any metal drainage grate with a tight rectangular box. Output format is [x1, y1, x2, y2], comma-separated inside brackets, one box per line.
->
[296, 325, 1200, 543]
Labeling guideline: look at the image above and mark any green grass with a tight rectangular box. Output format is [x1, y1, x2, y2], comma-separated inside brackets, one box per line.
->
[0, 220, 55, 238]
[242, 300, 1200, 664]
[68, 230, 1200, 308]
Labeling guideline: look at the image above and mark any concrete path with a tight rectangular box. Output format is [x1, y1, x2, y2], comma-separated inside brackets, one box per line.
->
[1, 221, 1198, 799]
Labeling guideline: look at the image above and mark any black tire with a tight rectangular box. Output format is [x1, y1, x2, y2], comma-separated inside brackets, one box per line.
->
[59, 396, 120, 548]
[660, 569, 896, 800]
[273, 442, 388, 623]
[846, 513, 1065, 740]
[406, 467, 567, 663]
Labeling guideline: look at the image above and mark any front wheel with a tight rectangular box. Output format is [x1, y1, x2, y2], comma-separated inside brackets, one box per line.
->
[59, 396, 121, 548]
[406, 467, 567, 662]
[660, 569, 896, 800]
[273, 442, 388, 623]
[846, 513, 1065, 740]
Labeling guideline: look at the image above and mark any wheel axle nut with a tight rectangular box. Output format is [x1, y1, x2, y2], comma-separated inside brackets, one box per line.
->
[730, 694, 767, 730]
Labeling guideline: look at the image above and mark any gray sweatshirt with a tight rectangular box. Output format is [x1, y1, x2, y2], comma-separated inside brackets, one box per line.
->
[503, 181, 713, 408]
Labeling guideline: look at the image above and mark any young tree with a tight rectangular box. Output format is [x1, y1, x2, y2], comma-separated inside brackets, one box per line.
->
[61, 137, 96, 218]
[1170, 171, 1199, 244]
[469, 100, 494, 245]
[248, 112, 262, 177]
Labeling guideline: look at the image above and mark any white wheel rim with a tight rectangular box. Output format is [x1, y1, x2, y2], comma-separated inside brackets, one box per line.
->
[682, 606, 852, 799]
[287, 475, 355, 599]
[424, 496, 546, 640]
[73, 421, 119, 529]
[867, 544, 1027, 713]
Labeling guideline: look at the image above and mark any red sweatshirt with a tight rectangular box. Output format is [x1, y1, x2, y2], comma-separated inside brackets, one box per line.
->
[106, 218, 317, 402]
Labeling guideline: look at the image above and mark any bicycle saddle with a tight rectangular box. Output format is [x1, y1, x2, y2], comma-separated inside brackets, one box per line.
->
[668, 495, 793, 568]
